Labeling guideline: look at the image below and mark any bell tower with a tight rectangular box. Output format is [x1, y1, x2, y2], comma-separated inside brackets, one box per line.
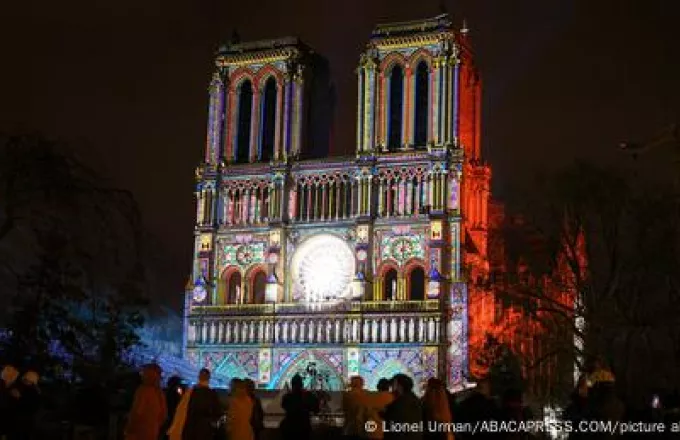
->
[356, 13, 480, 157]
[202, 37, 333, 166]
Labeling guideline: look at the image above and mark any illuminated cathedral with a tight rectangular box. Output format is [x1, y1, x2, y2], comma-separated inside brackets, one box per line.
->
[185, 14, 492, 392]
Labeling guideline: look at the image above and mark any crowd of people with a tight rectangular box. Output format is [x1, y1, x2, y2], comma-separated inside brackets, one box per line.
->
[3, 359, 680, 440]
[0, 365, 42, 440]
[119, 363, 535, 440]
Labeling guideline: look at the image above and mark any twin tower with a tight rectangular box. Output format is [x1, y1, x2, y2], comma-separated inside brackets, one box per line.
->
[202, 13, 481, 166]
[188, 14, 491, 391]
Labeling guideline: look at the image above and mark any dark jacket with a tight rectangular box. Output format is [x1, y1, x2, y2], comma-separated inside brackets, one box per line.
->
[182, 386, 223, 440]
[280, 390, 319, 440]
[383, 391, 423, 440]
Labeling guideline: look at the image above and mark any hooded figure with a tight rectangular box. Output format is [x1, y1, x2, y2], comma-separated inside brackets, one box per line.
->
[225, 379, 254, 440]
[125, 364, 168, 440]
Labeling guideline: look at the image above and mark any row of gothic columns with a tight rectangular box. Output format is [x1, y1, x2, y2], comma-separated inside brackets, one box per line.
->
[188, 315, 441, 345]
[198, 170, 459, 227]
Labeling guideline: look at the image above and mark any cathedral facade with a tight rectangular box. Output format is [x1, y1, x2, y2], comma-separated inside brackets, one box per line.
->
[185, 14, 491, 392]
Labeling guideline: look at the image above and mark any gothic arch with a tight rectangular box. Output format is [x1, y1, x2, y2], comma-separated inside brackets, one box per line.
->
[272, 351, 345, 391]
[246, 264, 268, 304]
[405, 263, 426, 301]
[255, 65, 284, 87]
[382, 267, 398, 301]
[229, 67, 256, 91]
[259, 77, 278, 162]
[408, 48, 434, 69]
[412, 60, 430, 148]
[234, 79, 254, 163]
[386, 64, 405, 151]
[380, 52, 408, 73]
[219, 266, 242, 305]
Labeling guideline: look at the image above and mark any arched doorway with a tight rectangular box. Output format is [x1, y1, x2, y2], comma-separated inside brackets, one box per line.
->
[227, 271, 242, 304]
[408, 266, 426, 301]
[384, 268, 398, 301]
[251, 270, 267, 304]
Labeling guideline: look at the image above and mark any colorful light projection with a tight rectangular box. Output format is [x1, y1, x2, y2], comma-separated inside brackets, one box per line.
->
[291, 234, 356, 302]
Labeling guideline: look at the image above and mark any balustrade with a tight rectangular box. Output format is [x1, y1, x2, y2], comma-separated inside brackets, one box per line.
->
[187, 313, 442, 346]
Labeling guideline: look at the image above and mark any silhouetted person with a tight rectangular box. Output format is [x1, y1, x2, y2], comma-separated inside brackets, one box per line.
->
[587, 381, 623, 425]
[499, 388, 533, 440]
[0, 365, 20, 439]
[225, 379, 254, 440]
[343, 376, 370, 440]
[366, 378, 394, 440]
[125, 364, 167, 440]
[422, 378, 453, 440]
[280, 374, 320, 440]
[181, 369, 223, 440]
[163, 376, 184, 439]
[6, 370, 41, 440]
[457, 378, 498, 439]
[382, 374, 423, 440]
[244, 378, 264, 440]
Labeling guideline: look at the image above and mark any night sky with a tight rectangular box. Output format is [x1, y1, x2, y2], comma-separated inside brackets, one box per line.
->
[2, 0, 678, 308]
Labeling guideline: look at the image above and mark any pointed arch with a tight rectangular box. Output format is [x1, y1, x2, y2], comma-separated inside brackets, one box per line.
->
[260, 77, 277, 162]
[219, 266, 243, 305]
[383, 267, 398, 301]
[406, 264, 426, 301]
[387, 64, 404, 151]
[247, 265, 268, 304]
[408, 48, 434, 70]
[413, 60, 430, 148]
[235, 80, 253, 163]
[380, 52, 408, 73]
[230, 67, 256, 89]
[255, 65, 284, 86]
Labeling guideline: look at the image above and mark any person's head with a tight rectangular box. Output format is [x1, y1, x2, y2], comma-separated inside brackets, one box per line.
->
[1, 365, 19, 386]
[244, 378, 256, 395]
[198, 368, 211, 385]
[349, 376, 364, 390]
[141, 364, 162, 386]
[230, 378, 246, 395]
[230, 378, 243, 393]
[426, 378, 444, 393]
[392, 374, 414, 396]
[22, 371, 39, 387]
[291, 374, 304, 392]
[377, 378, 391, 392]
[167, 375, 182, 389]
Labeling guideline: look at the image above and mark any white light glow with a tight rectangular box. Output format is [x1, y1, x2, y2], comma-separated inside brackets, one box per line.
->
[292, 234, 355, 302]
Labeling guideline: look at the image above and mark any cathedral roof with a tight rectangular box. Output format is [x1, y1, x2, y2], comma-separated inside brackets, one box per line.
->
[218, 36, 307, 55]
[371, 13, 453, 38]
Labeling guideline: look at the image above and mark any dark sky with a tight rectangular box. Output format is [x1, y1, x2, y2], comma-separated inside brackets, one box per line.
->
[1, 0, 678, 307]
